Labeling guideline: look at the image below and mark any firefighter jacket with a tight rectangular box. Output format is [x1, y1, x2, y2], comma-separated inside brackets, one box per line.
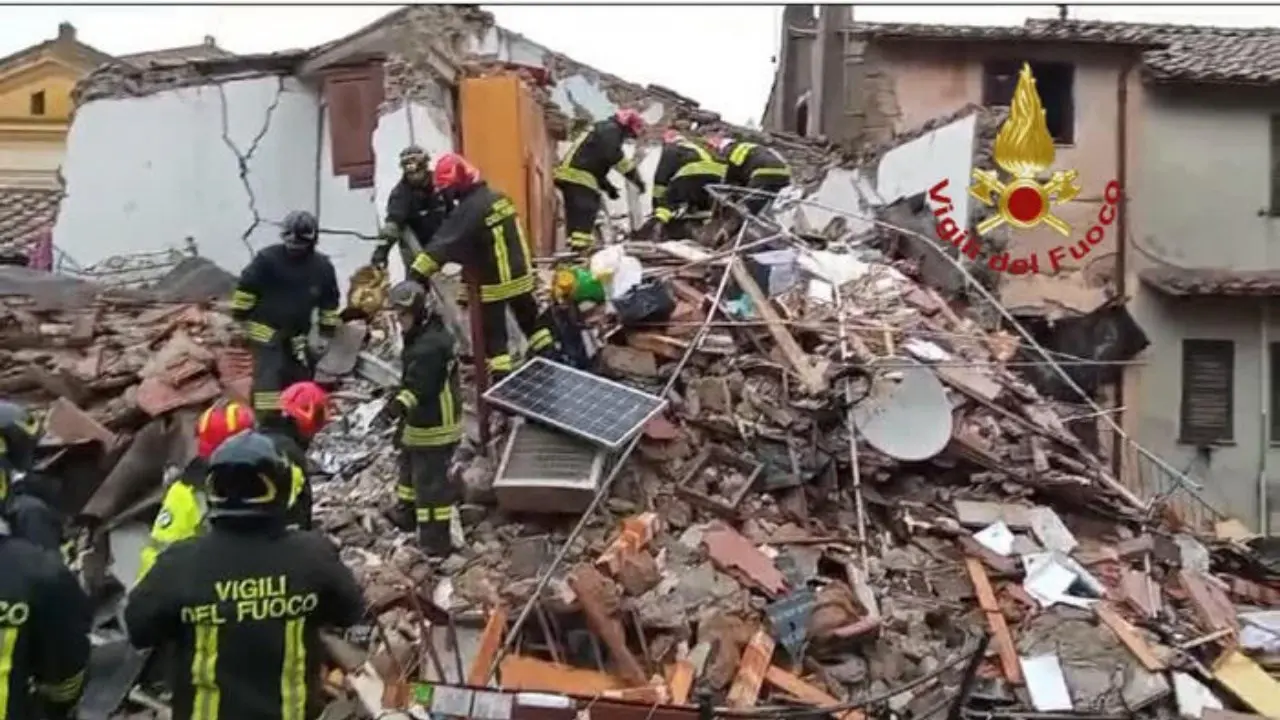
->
[652, 140, 727, 220]
[229, 244, 341, 345]
[0, 523, 91, 720]
[720, 141, 791, 187]
[409, 183, 536, 304]
[383, 178, 449, 249]
[125, 523, 365, 720]
[554, 119, 641, 193]
[4, 475, 62, 554]
[138, 457, 309, 582]
[389, 316, 462, 449]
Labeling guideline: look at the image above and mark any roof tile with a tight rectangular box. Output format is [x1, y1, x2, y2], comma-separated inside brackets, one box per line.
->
[0, 188, 61, 254]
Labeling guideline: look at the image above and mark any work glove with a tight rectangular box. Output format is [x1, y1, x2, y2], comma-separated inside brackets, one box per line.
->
[309, 334, 332, 360]
[602, 183, 620, 201]
[372, 397, 404, 431]
[370, 243, 391, 269]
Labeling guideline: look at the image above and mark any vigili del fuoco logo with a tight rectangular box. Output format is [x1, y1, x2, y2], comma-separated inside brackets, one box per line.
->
[928, 63, 1122, 275]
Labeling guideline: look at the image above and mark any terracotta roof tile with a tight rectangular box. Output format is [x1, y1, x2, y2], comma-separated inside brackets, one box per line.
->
[0, 188, 61, 253]
[856, 18, 1280, 86]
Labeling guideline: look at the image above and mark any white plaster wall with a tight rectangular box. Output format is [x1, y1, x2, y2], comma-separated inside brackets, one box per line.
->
[56, 75, 319, 279]
[879, 113, 975, 226]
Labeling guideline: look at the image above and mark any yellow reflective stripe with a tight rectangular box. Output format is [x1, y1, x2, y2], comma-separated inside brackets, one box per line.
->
[729, 142, 756, 166]
[516, 222, 533, 271]
[553, 166, 599, 190]
[439, 378, 456, 428]
[411, 252, 439, 278]
[288, 465, 303, 508]
[751, 166, 791, 180]
[479, 274, 535, 303]
[192, 624, 220, 720]
[529, 328, 554, 351]
[559, 130, 591, 168]
[652, 185, 667, 199]
[614, 156, 636, 175]
[400, 425, 462, 446]
[432, 506, 454, 521]
[0, 627, 17, 719]
[245, 321, 276, 343]
[686, 210, 714, 220]
[37, 670, 84, 702]
[492, 225, 512, 285]
[230, 290, 256, 311]
[568, 232, 594, 249]
[396, 390, 418, 409]
[415, 507, 432, 521]
[654, 207, 673, 223]
[395, 484, 416, 501]
[673, 160, 727, 180]
[253, 392, 281, 411]
[281, 618, 306, 720]
[317, 308, 340, 327]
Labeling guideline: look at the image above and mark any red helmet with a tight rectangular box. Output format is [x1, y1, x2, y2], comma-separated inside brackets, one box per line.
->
[615, 108, 645, 137]
[196, 399, 256, 460]
[280, 381, 330, 439]
[432, 153, 480, 193]
[706, 134, 732, 153]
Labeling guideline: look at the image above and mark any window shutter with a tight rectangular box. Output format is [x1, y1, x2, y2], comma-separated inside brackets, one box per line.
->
[1270, 115, 1280, 215]
[324, 65, 385, 189]
[1179, 339, 1234, 444]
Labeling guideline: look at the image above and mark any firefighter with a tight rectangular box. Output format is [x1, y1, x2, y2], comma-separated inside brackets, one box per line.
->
[372, 145, 449, 271]
[126, 430, 364, 720]
[708, 134, 792, 215]
[408, 153, 558, 379]
[554, 109, 648, 251]
[137, 399, 312, 581]
[0, 506, 91, 720]
[651, 131, 727, 240]
[0, 400, 62, 552]
[377, 280, 462, 556]
[229, 210, 340, 435]
[272, 381, 333, 531]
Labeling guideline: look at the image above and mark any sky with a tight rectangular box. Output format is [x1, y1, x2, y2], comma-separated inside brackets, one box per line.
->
[3, 3, 1280, 126]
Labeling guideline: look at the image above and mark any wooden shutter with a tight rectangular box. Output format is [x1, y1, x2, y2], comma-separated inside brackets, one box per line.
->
[324, 64, 385, 190]
[1179, 339, 1234, 444]
[1270, 115, 1280, 215]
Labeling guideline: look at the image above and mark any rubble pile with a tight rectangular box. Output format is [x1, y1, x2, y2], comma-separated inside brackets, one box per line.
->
[304, 223, 1280, 718]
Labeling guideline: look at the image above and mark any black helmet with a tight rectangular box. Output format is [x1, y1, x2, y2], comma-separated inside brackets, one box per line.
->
[205, 431, 290, 519]
[0, 400, 40, 476]
[400, 145, 430, 183]
[281, 210, 319, 249]
[388, 280, 435, 321]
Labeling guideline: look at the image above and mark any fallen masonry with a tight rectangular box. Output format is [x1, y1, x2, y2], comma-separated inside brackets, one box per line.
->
[11, 198, 1280, 719]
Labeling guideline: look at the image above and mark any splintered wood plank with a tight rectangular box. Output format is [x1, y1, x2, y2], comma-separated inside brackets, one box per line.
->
[965, 556, 1024, 685]
[665, 660, 695, 705]
[726, 629, 775, 708]
[467, 605, 509, 687]
[764, 665, 865, 720]
[1095, 602, 1166, 672]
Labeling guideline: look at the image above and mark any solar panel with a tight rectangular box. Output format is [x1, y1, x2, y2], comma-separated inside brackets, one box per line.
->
[483, 358, 667, 449]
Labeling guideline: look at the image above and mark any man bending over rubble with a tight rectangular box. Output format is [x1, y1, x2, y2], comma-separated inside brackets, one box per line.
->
[408, 153, 560, 380]
[554, 108, 648, 252]
[138, 398, 314, 581]
[127, 431, 364, 720]
[707, 134, 792, 215]
[229, 210, 340, 435]
[0, 400, 64, 552]
[372, 145, 450, 271]
[375, 280, 463, 557]
[651, 130, 726, 240]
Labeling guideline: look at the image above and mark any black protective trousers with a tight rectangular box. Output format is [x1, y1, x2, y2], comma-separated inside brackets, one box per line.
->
[665, 175, 718, 238]
[250, 338, 311, 435]
[744, 176, 790, 215]
[395, 445, 459, 554]
[558, 181, 602, 251]
[480, 293, 556, 379]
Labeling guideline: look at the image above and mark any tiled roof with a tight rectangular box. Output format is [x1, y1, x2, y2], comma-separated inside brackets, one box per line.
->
[855, 18, 1280, 86]
[1139, 266, 1280, 297]
[0, 188, 61, 253]
[119, 41, 234, 68]
[1027, 19, 1280, 86]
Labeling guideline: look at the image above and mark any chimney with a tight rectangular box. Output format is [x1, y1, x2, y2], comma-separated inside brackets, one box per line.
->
[1057, 4, 1069, 20]
[57, 22, 76, 42]
[203, 35, 216, 47]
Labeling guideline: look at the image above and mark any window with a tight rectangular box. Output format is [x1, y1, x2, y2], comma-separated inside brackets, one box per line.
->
[982, 61, 1075, 145]
[794, 96, 809, 137]
[323, 65, 384, 190]
[1179, 339, 1234, 445]
[1269, 116, 1280, 216]
[29, 91, 45, 116]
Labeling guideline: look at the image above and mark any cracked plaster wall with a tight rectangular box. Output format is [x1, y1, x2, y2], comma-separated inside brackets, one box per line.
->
[52, 73, 451, 301]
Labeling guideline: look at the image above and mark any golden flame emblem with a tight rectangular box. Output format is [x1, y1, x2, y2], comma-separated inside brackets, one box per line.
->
[969, 63, 1081, 236]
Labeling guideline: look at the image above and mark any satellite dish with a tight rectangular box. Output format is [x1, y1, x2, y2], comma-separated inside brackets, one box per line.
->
[851, 356, 953, 461]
